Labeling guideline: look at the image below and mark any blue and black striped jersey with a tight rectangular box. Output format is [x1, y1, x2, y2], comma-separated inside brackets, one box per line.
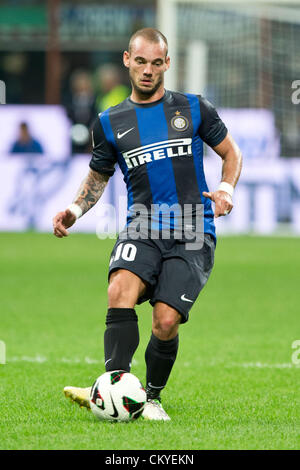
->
[89, 90, 227, 241]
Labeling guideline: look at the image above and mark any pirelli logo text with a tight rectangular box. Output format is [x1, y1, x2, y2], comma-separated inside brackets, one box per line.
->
[122, 138, 192, 169]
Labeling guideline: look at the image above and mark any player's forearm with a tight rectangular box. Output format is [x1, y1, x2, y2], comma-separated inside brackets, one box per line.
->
[220, 139, 242, 188]
[72, 169, 110, 216]
[213, 133, 242, 190]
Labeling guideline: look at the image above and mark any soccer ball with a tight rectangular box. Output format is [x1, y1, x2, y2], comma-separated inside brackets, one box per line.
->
[89, 370, 146, 422]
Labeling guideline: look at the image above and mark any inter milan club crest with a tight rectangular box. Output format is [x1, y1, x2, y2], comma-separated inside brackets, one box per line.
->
[171, 110, 189, 131]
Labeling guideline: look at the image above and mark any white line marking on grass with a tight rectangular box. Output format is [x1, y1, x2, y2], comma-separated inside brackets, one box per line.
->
[6, 356, 299, 369]
[9, 355, 47, 363]
[6, 356, 139, 365]
[235, 361, 300, 369]
[185, 360, 300, 369]
[207, 361, 300, 369]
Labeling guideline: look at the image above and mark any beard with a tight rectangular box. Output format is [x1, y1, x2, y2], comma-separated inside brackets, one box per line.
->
[130, 71, 163, 99]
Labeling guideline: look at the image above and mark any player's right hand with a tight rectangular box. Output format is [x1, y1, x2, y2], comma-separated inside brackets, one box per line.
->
[202, 190, 233, 218]
[52, 209, 76, 238]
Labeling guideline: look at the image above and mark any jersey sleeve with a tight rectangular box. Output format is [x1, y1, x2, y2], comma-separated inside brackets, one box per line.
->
[197, 96, 228, 147]
[89, 117, 117, 176]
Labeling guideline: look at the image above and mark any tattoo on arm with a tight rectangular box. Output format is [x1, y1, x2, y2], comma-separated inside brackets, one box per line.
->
[73, 169, 110, 216]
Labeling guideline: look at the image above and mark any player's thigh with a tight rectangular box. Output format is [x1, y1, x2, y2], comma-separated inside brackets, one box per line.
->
[108, 237, 162, 304]
[150, 235, 215, 323]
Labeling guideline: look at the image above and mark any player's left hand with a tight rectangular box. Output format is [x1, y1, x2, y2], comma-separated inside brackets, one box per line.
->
[202, 190, 233, 218]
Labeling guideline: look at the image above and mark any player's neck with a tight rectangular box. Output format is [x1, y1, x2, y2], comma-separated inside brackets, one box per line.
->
[130, 86, 165, 104]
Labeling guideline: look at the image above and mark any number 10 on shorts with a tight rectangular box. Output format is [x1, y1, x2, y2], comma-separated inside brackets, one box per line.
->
[110, 243, 137, 265]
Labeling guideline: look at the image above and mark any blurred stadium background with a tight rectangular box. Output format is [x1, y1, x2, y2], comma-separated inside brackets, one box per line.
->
[0, 0, 300, 235]
[1, 0, 300, 450]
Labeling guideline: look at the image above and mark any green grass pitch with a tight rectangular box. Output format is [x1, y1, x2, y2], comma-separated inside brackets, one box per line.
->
[0, 232, 299, 450]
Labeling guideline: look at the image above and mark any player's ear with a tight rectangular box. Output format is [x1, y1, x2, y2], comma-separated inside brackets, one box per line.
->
[123, 51, 130, 68]
[165, 55, 170, 71]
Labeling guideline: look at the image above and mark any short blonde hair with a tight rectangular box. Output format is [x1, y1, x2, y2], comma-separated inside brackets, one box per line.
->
[128, 28, 168, 56]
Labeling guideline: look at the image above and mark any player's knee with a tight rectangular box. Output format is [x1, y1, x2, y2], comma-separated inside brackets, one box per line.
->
[107, 278, 127, 306]
[152, 314, 179, 339]
[108, 271, 141, 308]
[108, 270, 146, 308]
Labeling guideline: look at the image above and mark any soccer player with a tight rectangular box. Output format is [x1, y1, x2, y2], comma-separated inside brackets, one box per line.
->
[53, 28, 242, 421]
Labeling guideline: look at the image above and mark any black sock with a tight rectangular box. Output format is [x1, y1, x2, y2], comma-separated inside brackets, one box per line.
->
[145, 333, 179, 400]
[104, 308, 139, 372]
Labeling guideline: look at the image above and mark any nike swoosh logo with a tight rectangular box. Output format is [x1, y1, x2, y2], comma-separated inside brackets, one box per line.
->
[148, 383, 165, 389]
[109, 393, 119, 418]
[105, 358, 112, 366]
[117, 127, 134, 139]
[180, 294, 193, 303]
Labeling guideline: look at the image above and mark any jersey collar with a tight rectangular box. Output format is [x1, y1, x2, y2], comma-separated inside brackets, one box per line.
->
[128, 89, 171, 108]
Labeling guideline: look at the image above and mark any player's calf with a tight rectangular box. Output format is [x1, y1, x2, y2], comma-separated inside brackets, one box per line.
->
[145, 332, 179, 400]
[104, 308, 139, 372]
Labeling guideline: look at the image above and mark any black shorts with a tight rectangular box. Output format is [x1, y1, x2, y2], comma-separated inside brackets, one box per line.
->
[108, 233, 215, 324]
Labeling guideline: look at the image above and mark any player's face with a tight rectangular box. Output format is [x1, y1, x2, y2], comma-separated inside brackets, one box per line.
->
[123, 37, 170, 98]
